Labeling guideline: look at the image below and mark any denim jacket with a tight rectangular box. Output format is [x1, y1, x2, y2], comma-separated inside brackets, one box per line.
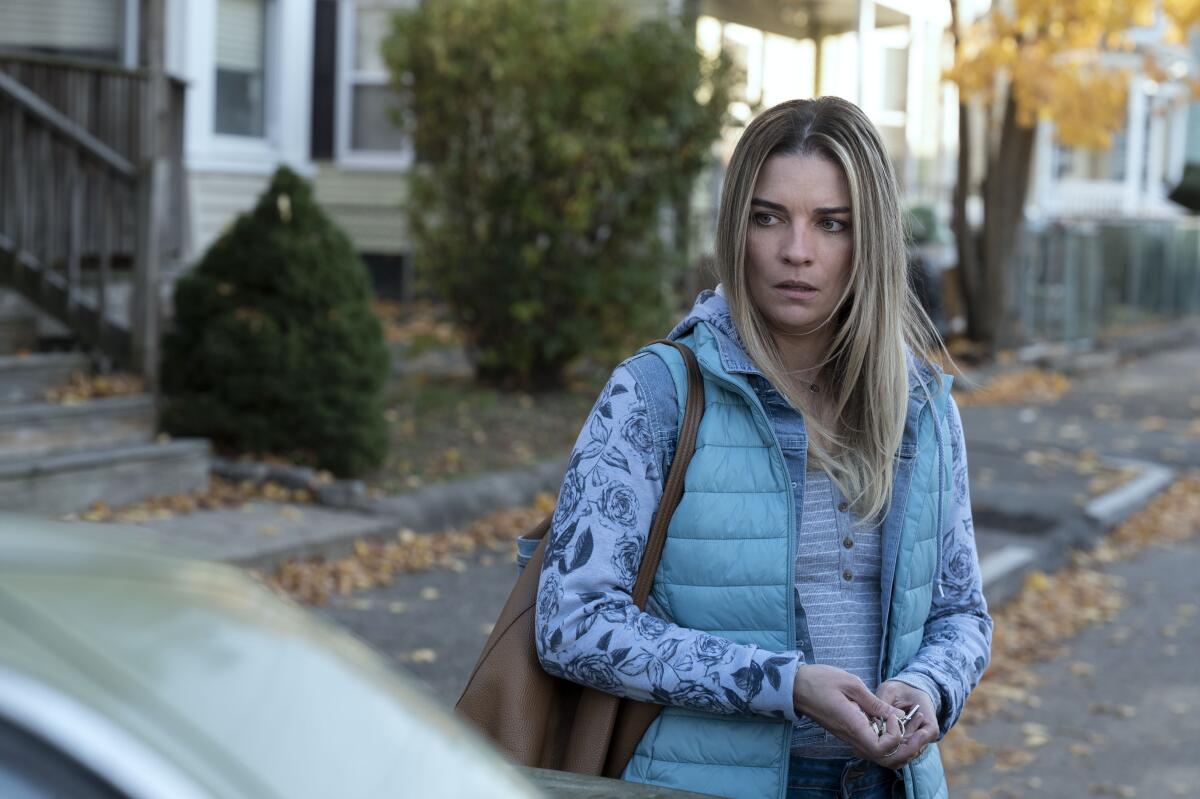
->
[533, 289, 992, 738]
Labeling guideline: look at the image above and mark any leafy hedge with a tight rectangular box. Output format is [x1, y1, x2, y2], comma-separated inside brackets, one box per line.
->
[385, 0, 733, 388]
[162, 167, 390, 477]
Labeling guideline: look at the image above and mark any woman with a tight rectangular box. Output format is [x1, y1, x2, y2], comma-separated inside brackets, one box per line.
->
[535, 97, 992, 799]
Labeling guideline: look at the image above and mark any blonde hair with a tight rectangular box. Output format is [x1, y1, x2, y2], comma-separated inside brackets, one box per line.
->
[714, 97, 952, 525]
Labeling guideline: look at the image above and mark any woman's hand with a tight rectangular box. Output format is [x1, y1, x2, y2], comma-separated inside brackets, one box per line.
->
[792, 665, 906, 765]
[873, 680, 940, 769]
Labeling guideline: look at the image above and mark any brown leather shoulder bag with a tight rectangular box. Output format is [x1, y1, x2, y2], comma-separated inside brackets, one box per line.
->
[456, 339, 705, 777]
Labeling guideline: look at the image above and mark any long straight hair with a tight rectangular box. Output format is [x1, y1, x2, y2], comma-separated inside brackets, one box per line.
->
[714, 97, 949, 525]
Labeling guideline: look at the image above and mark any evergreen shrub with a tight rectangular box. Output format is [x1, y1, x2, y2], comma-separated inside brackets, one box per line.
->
[162, 167, 390, 477]
[385, 0, 734, 389]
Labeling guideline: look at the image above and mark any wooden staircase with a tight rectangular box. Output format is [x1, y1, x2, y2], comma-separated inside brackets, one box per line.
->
[0, 302, 209, 516]
[0, 50, 209, 516]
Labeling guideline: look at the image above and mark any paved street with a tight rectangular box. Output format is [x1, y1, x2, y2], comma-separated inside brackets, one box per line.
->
[950, 535, 1200, 798]
[317, 548, 518, 702]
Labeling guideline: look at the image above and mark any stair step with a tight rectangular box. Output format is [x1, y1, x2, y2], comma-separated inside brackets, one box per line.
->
[0, 314, 37, 354]
[0, 395, 156, 459]
[0, 352, 92, 404]
[0, 439, 211, 516]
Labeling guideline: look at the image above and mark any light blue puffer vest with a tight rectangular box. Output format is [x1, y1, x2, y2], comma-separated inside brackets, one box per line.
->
[621, 322, 952, 799]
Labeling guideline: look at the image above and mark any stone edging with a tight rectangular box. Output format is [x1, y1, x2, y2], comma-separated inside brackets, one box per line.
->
[211, 455, 568, 532]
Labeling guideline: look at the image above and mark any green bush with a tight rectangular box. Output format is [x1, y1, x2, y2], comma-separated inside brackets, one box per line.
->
[1169, 162, 1200, 212]
[385, 0, 733, 389]
[162, 167, 390, 477]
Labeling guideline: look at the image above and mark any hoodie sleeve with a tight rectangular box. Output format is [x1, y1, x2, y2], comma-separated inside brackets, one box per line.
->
[535, 353, 804, 721]
[893, 393, 994, 737]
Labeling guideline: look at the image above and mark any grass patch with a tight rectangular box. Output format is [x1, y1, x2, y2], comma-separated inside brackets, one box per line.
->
[367, 369, 606, 494]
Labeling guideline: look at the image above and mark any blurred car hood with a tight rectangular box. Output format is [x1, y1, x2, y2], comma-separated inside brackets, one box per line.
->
[0, 514, 540, 799]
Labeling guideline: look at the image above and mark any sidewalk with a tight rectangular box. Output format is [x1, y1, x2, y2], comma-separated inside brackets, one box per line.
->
[140, 320, 1200, 602]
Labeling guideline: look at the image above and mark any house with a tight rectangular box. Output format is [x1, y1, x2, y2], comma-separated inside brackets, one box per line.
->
[0, 0, 964, 303]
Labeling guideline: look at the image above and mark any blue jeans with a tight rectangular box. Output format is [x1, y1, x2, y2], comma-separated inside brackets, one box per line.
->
[786, 755, 903, 799]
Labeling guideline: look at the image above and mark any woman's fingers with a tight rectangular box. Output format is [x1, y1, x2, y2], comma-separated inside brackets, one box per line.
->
[878, 711, 936, 769]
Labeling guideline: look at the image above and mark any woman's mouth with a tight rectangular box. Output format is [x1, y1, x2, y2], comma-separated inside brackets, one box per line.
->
[775, 282, 818, 299]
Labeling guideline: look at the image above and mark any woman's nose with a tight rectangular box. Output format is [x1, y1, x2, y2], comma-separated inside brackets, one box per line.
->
[780, 226, 814, 265]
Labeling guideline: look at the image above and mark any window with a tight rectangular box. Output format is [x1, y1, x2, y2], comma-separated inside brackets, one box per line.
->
[0, 716, 125, 799]
[215, 0, 268, 137]
[339, 0, 413, 160]
[1053, 126, 1128, 182]
[0, 0, 125, 63]
[881, 46, 908, 114]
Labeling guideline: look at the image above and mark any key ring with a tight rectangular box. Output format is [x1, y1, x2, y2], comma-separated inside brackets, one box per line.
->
[871, 705, 919, 742]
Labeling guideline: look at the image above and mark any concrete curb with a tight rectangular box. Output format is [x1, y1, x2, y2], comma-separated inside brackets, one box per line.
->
[1084, 457, 1176, 528]
[352, 458, 567, 531]
[976, 455, 1177, 608]
[954, 317, 1200, 391]
[212, 457, 371, 509]
[209, 457, 569, 569]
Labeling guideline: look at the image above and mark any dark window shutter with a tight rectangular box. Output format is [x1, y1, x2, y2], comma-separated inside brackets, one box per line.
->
[310, 0, 337, 160]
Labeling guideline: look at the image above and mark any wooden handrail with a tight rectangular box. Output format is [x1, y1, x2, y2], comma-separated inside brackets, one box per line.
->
[0, 71, 134, 179]
[0, 48, 151, 77]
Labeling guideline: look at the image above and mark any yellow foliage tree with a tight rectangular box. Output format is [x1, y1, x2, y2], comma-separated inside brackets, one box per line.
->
[945, 0, 1200, 350]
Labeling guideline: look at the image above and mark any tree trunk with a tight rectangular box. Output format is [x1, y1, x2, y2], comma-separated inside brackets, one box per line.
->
[980, 89, 1036, 354]
[948, 0, 985, 344]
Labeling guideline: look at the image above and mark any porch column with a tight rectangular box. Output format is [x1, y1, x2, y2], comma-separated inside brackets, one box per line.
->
[1124, 82, 1147, 214]
[856, 0, 874, 108]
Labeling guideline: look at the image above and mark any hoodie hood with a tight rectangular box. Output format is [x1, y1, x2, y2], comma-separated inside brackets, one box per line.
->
[667, 286, 944, 401]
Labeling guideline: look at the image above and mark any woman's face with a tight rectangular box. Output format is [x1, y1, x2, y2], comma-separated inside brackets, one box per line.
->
[744, 153, 853, 338]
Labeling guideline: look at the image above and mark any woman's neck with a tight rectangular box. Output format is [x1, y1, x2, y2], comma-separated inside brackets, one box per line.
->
[771, 329, 834, 392]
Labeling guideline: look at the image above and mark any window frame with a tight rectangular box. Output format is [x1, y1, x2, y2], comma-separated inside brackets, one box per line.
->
[211, 0, 278, 149]
[334, 0, 414, 171]
[0, 0, 138, 66]
[0, 667, 208, 799]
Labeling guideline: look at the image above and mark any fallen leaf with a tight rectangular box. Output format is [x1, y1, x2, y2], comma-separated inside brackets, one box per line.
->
[1068, 662, 1095, 676]
[388, 601, 408, 614]
[1024, 570, 1051, 592]
[258, 524, 281, 537]
[1068, 743, 1092, 757]
[406, 648, 437, 663]
[280, 505, 304, 522]
[420, 587, 441, 601]
[957, 369, 1070, 407]
[992, 748, 1036, 771]
[1021, 722, 1049, 748]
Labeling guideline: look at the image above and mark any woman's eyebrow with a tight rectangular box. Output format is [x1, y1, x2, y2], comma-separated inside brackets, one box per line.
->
[750, 198, 787, 213]
[813, 206, 851, 215]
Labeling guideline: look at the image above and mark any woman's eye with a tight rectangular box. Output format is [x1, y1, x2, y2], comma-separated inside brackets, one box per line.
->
[820, 219, 848, 233]
[752, 213, 778, 226]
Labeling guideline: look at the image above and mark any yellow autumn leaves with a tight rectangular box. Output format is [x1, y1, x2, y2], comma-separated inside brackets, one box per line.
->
[946, 0, 1199, 149]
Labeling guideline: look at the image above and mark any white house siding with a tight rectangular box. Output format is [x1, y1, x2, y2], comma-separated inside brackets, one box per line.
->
[0, 0, 123, 55]
[168, 0, 315, 263]
[187, 171, 273, 259]
[313, 166, 409, 255]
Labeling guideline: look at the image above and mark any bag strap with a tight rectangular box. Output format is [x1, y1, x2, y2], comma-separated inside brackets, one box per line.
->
[560, 338, 705, 775]
[630, 338, 703, 607]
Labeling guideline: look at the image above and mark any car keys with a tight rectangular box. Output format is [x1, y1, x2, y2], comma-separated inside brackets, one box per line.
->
[871, 704, 919, 738]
